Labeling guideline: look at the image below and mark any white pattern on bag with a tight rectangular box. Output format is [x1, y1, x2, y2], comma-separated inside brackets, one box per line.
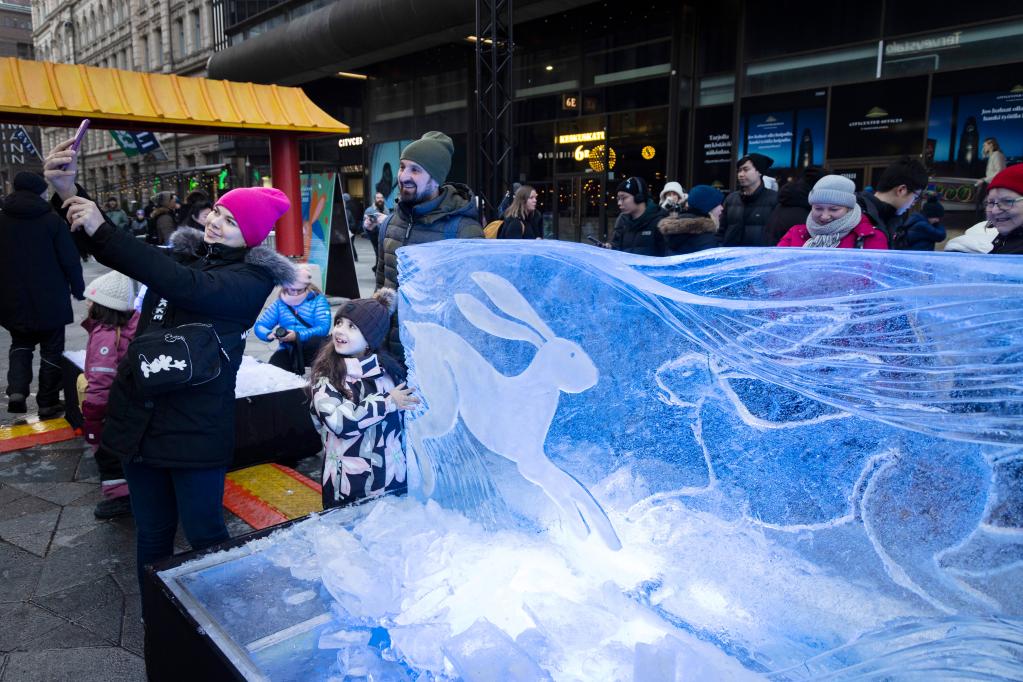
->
[138, 354, 188, 378]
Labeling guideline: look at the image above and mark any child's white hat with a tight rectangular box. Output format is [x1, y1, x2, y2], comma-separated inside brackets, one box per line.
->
[85, 271, 137, 312]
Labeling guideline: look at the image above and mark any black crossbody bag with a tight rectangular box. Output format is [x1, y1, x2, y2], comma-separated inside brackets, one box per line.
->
[128, 298, 230, 397]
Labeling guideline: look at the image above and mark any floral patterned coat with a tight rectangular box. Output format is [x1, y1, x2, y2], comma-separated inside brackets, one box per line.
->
[311, 354, 407, 509]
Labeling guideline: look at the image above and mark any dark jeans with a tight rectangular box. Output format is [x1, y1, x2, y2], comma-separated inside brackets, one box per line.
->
[124, 460, 229, 599]
[5, 327, 65, 406]
[269, 336, 327, 375]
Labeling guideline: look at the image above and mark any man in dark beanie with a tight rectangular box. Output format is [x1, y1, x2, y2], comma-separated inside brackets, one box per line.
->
[607, 176, 666, 256]
[0, 172, 84, 416]
[720, 152, 779, 247]
[375, 131, 483, 357]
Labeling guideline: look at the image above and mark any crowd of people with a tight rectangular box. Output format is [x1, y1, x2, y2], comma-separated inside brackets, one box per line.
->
[0, 125, 1020, 621]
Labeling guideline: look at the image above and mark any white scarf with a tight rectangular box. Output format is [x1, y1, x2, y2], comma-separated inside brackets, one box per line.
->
[803, 204, 862, 248]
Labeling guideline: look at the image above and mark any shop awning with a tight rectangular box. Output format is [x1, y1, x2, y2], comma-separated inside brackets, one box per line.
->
[0, 57, 349, 135]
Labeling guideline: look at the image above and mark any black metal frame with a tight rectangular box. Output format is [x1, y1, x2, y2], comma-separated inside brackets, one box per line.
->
[473, 0, 514, 220]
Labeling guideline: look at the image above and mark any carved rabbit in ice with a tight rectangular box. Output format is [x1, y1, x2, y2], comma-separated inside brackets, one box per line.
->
[404, 271, 622, 550]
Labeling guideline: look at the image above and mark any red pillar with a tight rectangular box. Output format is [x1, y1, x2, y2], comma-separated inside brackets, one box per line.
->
[269, 133, 302, 257]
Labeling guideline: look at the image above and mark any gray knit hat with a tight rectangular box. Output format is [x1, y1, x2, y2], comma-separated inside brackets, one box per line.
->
[401, 132, 454, 185]
[808, 174, 857, 208]
[338, 289, 396, 351]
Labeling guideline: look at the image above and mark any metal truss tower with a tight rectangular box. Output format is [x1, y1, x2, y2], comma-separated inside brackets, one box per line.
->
[473, 0, 514, 220]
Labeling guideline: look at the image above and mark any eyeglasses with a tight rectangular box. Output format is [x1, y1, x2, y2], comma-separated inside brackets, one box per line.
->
[283, 286, 309, 295]
[983, 198, 1023, 211]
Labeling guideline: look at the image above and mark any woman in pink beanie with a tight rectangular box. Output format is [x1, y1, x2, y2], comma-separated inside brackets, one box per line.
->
[43, 137, 298, 605]
[984, 164, 1023, 254]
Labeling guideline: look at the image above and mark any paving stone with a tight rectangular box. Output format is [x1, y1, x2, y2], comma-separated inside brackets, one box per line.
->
[0, 450, 79, 485]
[0, 506, 59, 557]
[120, 597, 144, 656]
[50, 505, 106, 549]
[111, 563, 141, 597]
[0, 602, 67, 652]
[7, 482, 94, 506]
[34, 575, 124, 640]
[74, 452, 100, 484]
[29, 620, 109, 650]
[0, 493, 56, 523]
[0, 543, 42, 602]
[0, 483, 26, 507]
[2, 647, 146, 682]
[35, 523, 137, 597]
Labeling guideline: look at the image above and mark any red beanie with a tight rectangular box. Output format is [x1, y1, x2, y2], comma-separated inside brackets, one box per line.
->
[216, 187, 291, 247]
[988, 164, 1023, 197]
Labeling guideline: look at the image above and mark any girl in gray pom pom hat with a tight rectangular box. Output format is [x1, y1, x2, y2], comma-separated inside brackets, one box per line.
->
[309, 288, 419, 509]
[777, 175, 888, 249]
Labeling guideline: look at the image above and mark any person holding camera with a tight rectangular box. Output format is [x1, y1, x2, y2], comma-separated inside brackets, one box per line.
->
[253, 264, 331, 374]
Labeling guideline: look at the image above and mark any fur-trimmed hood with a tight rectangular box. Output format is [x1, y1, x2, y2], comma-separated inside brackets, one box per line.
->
[168, 226, 296, 285]
[659, 213, 717, 236]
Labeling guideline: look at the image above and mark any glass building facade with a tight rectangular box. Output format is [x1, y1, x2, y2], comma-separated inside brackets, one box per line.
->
[223, 0, 1023, 236]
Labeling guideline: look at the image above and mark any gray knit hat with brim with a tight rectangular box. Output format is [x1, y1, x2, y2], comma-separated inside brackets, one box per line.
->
[401, 131, 454, 185]
[808, 174, 857, 208]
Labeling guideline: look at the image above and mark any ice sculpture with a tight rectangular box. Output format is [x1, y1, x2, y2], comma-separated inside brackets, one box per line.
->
[163, 242, 1022, 680]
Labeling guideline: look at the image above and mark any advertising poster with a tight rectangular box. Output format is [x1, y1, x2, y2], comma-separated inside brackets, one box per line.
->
[794, 108, 826, 167]
[827, 77, 928, 159]
[694, 105, 733, 188]
[928, 88, 1023, 176]
[369, 140, 414, 210]
[744, 111, 794, 169]
[301, 172, 336, 287]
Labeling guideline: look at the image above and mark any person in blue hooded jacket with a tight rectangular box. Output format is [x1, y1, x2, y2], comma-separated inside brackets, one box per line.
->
[897, 195, 947, 251]
[254, 263, 332, 374]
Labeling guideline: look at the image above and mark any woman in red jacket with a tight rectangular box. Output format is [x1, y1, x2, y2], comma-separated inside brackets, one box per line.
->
[777, 175, 888, 249]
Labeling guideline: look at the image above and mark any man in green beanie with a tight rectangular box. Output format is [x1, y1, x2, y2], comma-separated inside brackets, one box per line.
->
[375, 131, 483, 356]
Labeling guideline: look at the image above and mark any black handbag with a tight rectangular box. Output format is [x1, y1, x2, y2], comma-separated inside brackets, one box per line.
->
[128, 315, 230, 397]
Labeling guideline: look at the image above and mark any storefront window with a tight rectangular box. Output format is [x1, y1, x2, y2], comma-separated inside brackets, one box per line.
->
[827, 76, 929, 160]
[745, 45, 876, 96]
[882, 20, 1023, 78]
[698, 74, 735, 106]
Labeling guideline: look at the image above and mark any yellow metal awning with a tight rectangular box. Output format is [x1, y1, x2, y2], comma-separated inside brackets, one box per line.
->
[0, 57, 349, 135]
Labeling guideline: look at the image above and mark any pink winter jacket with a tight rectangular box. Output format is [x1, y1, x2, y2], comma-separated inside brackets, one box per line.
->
[777, 214, 889, 249]
[81, 312, 139, 444]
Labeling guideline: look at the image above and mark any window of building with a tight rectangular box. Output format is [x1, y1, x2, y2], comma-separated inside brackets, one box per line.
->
[882, 19, 1023, 79]
[744, 0, 881, 61]
[153, 28, 162, 66]
[176, 18, 185, 58]
[884, 0, 1012, 36]
[191, 10, 202, 52]
[696, 0, 739, 75]
[141, 36, 150, 70]
[745, 45, 876, 97]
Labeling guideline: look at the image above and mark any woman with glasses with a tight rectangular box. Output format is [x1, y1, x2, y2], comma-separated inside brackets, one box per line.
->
[984, 165, 1023, 255]
[254, 263, 332, 374]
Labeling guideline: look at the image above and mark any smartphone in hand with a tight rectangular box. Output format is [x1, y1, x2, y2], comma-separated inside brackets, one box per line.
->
[69, 119, 90, 152]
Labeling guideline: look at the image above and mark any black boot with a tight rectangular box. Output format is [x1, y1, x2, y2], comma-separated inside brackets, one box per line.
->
[38, 401, 65, 420]
[94, 495, 133, 519]
[7, 393, 26, 414]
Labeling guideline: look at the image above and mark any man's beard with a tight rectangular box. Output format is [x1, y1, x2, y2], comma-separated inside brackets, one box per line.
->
[400, 183, 434, 204]
[375, 201, 385, 210]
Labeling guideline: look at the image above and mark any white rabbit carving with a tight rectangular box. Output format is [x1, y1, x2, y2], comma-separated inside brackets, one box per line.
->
[404, 271, 622, 551]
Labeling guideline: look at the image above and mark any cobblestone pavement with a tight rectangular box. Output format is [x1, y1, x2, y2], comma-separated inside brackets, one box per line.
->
[0, 237, 376, 680]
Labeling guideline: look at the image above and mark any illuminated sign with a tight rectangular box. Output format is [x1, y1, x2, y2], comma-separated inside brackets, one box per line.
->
[563, 94, 579, 111]
[885, 31, 962, 56]
[641, 145, 656, 160]
[557, 131, 605, 145]
[588, 145, 616, 172]
[338, 136, 364, 148]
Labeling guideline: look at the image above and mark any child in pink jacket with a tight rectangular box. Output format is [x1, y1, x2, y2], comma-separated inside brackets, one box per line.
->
[80, 271, 139, 519]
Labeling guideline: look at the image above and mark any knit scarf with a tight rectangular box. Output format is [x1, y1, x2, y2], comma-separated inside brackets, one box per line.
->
[803, 204, 862, 248]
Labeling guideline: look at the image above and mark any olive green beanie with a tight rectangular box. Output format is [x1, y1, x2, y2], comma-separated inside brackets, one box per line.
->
[400, 131, 454, 185]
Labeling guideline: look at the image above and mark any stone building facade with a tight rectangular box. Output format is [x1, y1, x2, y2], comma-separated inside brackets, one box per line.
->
[31, 0, 226, 209]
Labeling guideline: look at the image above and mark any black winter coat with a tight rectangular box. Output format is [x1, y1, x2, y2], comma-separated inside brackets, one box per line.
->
[0, 189, 84, 331]
[900, 213, 947, 251]
[857, 192, 904, 242]
[764, 180, 812, 246]
[991, 226, 1023, 254]
[611, 201, 667, 256]
[497, 211, 543, 239]
[658, 211, 720, 255]
[720, 185, 778, 247]
[84, 223, 295, 468]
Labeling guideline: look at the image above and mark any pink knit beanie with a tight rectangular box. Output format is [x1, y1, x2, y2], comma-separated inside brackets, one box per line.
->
[216, 187, 291, 247]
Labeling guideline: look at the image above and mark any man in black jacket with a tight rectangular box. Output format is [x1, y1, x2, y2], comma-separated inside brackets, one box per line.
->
[609, 176, 666, 256]
[720, 153, 779, 247]
[857, 157, 928, 244]
[0, 172, 84, 416]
